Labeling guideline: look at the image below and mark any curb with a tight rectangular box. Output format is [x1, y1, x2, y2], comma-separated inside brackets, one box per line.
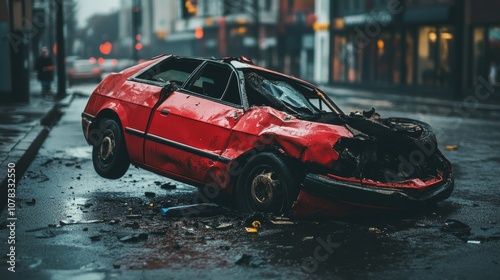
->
[0, 93, 74, 209]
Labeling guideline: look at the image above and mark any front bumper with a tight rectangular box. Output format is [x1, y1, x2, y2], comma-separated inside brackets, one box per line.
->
[302, 172, 454, 209]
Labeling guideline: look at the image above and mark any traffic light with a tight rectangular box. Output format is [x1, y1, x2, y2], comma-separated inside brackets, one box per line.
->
[182, 0, 197, 18]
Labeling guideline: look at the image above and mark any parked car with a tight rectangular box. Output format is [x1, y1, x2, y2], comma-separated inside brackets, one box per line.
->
[68, 59, 102, 86]
[81, 55, 453, 216]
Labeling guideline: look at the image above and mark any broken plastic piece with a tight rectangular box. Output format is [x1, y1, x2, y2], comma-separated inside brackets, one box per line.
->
[116, 232, 148, 242]
[270, 218, 294, 225]
[252, 221, 261, 229]
[467, 240, 481, 244]
[215, 223, 233, 230]
[445, 145, 458, 151]
[369, 227, 382, 234]
[60, 219, 105, 225]
[160, 203, 225, 218]
[302, 236, 314, 241]
[245, 227, 258, 233]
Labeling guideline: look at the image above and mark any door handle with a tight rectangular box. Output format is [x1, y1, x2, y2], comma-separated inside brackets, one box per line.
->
[160, 109, 170, 115]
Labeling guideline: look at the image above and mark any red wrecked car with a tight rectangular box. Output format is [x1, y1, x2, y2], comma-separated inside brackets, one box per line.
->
[82, 55, 453, 217]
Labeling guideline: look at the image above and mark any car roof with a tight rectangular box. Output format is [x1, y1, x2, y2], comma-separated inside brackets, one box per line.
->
[148, 54, 319, 90]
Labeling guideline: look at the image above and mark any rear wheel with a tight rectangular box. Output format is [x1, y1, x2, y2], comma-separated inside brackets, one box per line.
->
[92, 118, 130, 179]
[236, 152, 298, 214]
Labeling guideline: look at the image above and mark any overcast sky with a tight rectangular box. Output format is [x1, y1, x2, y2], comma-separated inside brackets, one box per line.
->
[77, 0, 120, 28]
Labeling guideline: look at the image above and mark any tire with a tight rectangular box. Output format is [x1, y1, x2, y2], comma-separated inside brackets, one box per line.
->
[382, 117, 436, 146]
[235, 152, 299, 214]
[92, 118, 130, 179]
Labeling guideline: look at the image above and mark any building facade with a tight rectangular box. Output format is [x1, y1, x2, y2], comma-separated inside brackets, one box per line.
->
[326, 0, 500, 99]
[0, 0, 33, 102]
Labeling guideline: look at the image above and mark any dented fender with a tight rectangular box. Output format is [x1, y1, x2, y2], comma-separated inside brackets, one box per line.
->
[222, 106, 353, 168]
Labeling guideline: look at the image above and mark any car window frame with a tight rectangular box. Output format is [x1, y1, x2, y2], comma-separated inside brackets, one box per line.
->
[129, 56, 205, 88]
[180, 61, 244, 109]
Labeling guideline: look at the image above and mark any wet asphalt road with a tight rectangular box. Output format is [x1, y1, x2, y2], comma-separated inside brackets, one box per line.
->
[1, 82, 499, 280]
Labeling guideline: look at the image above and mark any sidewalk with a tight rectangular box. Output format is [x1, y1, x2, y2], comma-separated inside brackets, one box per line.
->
[0, 81, 74, 208]
[321, 85, 500, 118]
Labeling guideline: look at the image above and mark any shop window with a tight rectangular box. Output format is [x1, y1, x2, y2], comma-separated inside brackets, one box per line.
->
[393, 33, 401, 84]
[472, 27, 486, 85]
[417, 26, 437, 86]
[417, 26, 454, 87]
[333, 35, 347, 82]
[333, 35, 361, 83]
[374, 32, 392, 83]
[438, 27, 454, 87]
[406, 32, 414, 84]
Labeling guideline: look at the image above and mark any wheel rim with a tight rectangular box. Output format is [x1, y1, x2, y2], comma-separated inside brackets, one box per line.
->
[248, 167, 286, 212]
[98, 131, 115, 163]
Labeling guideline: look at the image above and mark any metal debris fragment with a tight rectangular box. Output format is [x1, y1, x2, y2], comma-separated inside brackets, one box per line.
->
[35, 229, 56, 238]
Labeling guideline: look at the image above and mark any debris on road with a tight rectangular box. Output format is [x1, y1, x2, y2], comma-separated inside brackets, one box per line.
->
[244, 221, 261, 233]
[35, 229, 56, 238]
[25, 226, 50, 232]
[60, 219, 105, 226]
[124, 222, 140, 229]
[215, 222, 233, 230]
[40, 159, 53, 167]
[235, 254, 265, 267]
[445, 145, 459, 151]
[270, 217, 294, 225]
[90, 235, 103, 241]
[467, 240, 481, 244]
[243, 213, 265, 233]
[369, 227, 382, 234]
[116, 232, 148, 242]
[302, 236, 314, 242]
[126, 214, 142, 219]
[25, 198, 36, 206]
[441, 219, 471, 238]
[145, 191, 156, 198]
[160, 182, 177, 190]
[161, 203, 226, 218]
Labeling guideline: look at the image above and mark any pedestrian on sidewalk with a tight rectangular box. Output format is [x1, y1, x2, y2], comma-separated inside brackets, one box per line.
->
[35, 47, 55, 97]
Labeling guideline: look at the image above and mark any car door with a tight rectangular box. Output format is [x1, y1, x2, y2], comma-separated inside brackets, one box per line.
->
[145, 62, 244, 182]
[124, 56, 203, 163]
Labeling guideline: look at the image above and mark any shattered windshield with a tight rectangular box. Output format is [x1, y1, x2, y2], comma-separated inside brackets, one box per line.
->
[244, 72, 321, 116]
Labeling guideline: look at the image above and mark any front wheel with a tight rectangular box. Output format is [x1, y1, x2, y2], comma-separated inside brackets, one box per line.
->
[236, 152, 299, 214]
[92, 118, 130, 179]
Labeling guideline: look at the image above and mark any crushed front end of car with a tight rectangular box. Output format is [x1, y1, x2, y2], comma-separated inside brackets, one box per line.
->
[291, 108, 454, 217]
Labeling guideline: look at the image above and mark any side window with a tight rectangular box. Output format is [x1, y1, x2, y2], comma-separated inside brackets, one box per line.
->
[137, 58, 202, 86]
[221, 74, 241, 105]
[187, 63, 235, 101]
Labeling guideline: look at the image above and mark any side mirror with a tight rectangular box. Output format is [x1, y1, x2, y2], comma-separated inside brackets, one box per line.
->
[160, 81, 178, 99]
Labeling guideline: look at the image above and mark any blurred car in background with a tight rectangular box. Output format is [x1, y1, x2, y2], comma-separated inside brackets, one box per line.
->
[100, 58, 119, 73]
[67, 59, 102, 86]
